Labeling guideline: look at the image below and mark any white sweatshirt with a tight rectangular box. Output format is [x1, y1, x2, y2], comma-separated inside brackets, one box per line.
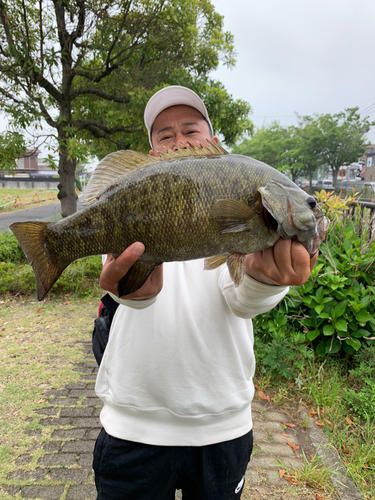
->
[95, 259, 288, 446]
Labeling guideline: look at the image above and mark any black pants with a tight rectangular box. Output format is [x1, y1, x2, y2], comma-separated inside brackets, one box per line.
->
[93, 428, 253, 500]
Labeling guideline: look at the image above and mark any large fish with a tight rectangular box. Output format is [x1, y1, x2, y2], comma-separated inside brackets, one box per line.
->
[10, 142, 329, 301]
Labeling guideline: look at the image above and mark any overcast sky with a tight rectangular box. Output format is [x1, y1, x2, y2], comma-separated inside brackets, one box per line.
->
[211, 0, 375, 144]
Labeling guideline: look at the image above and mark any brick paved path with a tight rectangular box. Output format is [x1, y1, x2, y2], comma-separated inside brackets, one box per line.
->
[2, 341, 99, 500]
[1, 339, 360, 500]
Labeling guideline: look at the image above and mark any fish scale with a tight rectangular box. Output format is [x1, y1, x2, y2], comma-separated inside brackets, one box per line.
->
[10, 144, 329, 301]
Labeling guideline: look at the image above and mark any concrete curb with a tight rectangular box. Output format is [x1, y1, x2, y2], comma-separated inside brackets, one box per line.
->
[301, 408, 364, 500]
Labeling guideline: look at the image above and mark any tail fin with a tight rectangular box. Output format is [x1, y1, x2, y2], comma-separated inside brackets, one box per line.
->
[10, 222, 68, 301]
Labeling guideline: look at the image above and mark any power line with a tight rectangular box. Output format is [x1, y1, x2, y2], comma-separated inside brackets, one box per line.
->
[360, 102, 375, 116]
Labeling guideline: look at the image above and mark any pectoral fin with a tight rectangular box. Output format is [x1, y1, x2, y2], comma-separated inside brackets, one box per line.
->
[212, 200, 255, 234]
[117, 260, 162, 297]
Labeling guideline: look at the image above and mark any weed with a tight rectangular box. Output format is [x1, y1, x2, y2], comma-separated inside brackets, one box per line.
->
[292, 451, 333, 491]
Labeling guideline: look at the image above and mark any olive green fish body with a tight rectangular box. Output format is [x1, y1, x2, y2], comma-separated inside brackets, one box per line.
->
[10, 144, 329, 300]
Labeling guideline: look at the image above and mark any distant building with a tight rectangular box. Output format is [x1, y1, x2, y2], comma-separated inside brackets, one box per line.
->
[0, 149, 58, 179]
[362, 145, 375, 181]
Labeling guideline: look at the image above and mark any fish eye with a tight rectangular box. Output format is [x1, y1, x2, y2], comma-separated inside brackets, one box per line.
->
[306, 197, 316, 209]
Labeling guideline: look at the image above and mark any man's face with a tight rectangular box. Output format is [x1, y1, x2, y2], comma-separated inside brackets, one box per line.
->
[150, 105, 218, 157]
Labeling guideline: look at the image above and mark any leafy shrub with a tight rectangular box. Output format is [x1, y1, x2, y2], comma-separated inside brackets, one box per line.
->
[0, 230, 28, 263]
[254, 199, 375, 359]
[254, 309, 314, 380]
[0, 232, 102, 298]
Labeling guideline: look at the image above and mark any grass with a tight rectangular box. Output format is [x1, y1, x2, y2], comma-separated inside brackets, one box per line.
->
[255, 361, 375, 500]
[0, 187, 59, 212]
[0, 295, 101, 484]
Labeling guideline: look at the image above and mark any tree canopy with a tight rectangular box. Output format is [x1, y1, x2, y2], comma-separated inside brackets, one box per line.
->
[0, 0, 252, 215]
[298, 108, 372, 186]
[233, 108, 373, 188]
[0, 131, 26, 171]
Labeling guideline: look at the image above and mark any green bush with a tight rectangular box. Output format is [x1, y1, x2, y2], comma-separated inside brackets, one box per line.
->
[0, 230, 28, 263]
[254, 207, 375, 360]
[0, 231, 102, 298]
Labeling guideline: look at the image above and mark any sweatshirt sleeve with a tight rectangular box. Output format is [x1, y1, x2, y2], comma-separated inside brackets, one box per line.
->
[219, 267, 289, 319]
[106, 291, 157, 310]
[101, 255, 157, 310]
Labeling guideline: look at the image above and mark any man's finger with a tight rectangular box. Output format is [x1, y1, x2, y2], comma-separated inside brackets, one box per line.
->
[100, 242, 145, 290]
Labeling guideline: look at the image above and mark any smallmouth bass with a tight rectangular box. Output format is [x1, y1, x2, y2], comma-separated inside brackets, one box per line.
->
[10, 142, 329, 300]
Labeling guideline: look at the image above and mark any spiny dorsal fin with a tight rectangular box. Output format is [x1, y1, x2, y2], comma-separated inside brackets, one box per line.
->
[79, 150, 158, 206]
[80, 141, 228, 206]
[157, 140, 228, 160]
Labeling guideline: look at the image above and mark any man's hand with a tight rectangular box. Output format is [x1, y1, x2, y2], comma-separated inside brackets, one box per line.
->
[100, 242, 163, 300]
[246, 238, 318, 286]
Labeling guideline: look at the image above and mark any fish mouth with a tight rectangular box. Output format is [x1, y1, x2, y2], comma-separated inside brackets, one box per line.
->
[263, 207, 279, 232]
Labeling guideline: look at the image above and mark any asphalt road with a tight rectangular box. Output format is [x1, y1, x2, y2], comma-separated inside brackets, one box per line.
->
[0, 201, 83, 232]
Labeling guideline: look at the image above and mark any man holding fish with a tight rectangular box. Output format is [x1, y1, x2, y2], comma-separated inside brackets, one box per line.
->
[92, 86, 321, 499]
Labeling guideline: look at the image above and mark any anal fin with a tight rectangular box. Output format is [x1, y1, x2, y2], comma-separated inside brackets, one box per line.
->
[226, 252, 246, 287]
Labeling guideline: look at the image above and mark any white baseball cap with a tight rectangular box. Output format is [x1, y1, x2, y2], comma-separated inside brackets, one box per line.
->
[144, 85, 213, 147]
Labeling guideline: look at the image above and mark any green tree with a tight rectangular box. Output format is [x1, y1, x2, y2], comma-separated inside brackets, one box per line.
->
[284, 122, 323, 187]
[0, 0, 252, 216]
[0, 131, 26, 172]
[231, 123, 305, 183]
[298, 108, 372, 187]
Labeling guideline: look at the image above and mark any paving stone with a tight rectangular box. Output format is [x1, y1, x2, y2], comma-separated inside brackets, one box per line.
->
[7, 469, 49, 481]
[62, 440, 96, 454]
[262, 468, 285, 484]
[270, 433, 299, 445]
[78, 453, 94, 467]
[52, 428, 87, 440]
[24, 429, 43, 437]
[43, 441, 63, 452]
[72, 417, 101, 428]
[21, 485, 65, 499]
[49, 467, 92, 482]
[38, 453, 78, 467]
[69, 390, 97, 398]
[39, 417, 72, 426]
[34, 407, 61, 416]
[60, 407, 94, 418]
[1, 485, 21, 496]
[73, 366, 95, 374]
[66, 382, 87, 389]
[85, 429, 101, 440]
[15, 454, 33, 466]
[245, 468, 260, 482]
[52, 398, 84, 406]
[83, 362, 98, 369]
[260, 421, 284, 432]
[264, 411, 290, 422]
[253, 429, 268, 442]
[250, 456, 284, 470]
[84, 398, 101, 407]
[81, 374, 98, 381]
[46, 389, 70, 397]
[257, 443, 297, 457]
[65, 484, 97, 500]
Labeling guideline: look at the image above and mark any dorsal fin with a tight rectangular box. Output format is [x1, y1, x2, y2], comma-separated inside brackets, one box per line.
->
[79, 150, 158, 206]
[79, 141, 228, 206]
[157, 140, 228, 160]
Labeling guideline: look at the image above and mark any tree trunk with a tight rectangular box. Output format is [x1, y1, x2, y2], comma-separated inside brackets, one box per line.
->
[332, 169, 338, 188]
[57, 140, 77, 217]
